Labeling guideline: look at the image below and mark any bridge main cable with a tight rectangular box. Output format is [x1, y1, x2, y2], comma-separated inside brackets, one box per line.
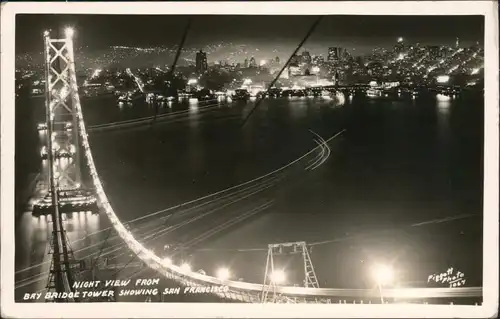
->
[62, 27, 482, 301]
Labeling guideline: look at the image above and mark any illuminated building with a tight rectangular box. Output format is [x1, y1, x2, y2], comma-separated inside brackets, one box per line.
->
[249, 57, 257, 68]
[394, 39, 405, 53]
[290, 54, 300, 65]
[195, 49, 208, 74]
[312, 55, 324, 64]
[333, 70, 340, 86]
[327, 47, 342, 62]
[301, 51, 312, 64]
[288, 65, 301, 77]
[427, 45, 443, 60]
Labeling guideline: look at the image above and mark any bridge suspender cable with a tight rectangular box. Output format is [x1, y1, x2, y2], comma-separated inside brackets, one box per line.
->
[89, 19, 193, 276]
[150, 18, 192, 129]
[106, 204, 180, 280]
[240, 16, 323, 128]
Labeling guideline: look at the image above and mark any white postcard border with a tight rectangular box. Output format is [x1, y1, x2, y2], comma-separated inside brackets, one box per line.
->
[1, 1, 498, 318]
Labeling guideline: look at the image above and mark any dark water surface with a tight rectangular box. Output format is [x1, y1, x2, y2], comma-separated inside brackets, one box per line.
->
[15, 93, 483, 298]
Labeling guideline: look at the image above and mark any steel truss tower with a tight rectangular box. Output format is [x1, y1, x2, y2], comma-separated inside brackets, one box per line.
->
[43, 29, 82, 302]
[44, 29, 82, 190]
[261, 241, 319, 303]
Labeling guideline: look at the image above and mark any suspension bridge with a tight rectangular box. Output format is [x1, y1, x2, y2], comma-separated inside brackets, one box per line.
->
[16, 28, 483, 304]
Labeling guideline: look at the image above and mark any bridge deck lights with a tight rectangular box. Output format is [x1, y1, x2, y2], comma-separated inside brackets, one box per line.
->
[216, 267, 231, 281]
[269, 270, 286, 284]
[180, 263, 191, 272]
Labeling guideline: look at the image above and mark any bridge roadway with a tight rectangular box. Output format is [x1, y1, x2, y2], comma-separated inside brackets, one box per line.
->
[16, 92, 483, 303]
[15, 114, 320, 303]
[83, 95, 484, 302]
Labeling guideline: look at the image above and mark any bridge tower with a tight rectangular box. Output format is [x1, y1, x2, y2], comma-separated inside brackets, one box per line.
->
[261, 241, 319, 303]
[34, 26, 97, 214]
[43, 27, 82, 190]
[43, 28, 83, 301]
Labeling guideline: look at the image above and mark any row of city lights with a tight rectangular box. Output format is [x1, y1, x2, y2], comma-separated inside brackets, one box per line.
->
[55, 29, 241, 294]
[161, 257, 393, 287]
[48, 29, 467, 302]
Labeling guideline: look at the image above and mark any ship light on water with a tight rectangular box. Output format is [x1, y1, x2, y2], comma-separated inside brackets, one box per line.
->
[40, 146, 48, 158]
[436, 75, 450, 84]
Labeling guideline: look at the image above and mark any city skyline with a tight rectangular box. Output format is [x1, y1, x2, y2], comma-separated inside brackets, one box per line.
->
[4, 2, 496, 314]
[16, 15, 484, 55]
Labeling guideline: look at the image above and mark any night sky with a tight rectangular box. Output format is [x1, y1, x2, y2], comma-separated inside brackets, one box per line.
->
[16, 15, 484, 54]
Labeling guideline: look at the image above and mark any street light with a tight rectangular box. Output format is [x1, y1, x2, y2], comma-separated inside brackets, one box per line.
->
[269, 270, 286, 284]
[372, 264, 394, 304]
[162, 257, 172, 265]
[216, 267, 230, 281]
[180, 263, 191, 272]
[64, 27, 74, 38]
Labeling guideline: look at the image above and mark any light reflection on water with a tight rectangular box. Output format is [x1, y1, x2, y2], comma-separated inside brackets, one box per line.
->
[17, 95, 483, 291]
[188, 98, 199, 114]
[437, 94, 452, 115]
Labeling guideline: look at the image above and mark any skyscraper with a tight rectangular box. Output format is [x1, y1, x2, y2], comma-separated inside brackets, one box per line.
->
[327, 47, 342, 62]
[249, 57, 257, 68]
[196, 50, 208, 74]
[301, 51, 312, 64]
[427, 45, 441, 60]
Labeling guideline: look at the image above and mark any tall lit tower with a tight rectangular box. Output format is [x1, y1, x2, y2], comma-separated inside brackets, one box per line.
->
[195, 49, 208, 74]
[43, 27, 83, 301]
[44, 27, 82, 190]
[34, 26, 98, 217]
[456, 37, 460, 48]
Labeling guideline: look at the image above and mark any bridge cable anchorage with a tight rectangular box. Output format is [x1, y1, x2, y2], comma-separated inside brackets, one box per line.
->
[240, 16, 323, 128]
[150, 17, 192, 129]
